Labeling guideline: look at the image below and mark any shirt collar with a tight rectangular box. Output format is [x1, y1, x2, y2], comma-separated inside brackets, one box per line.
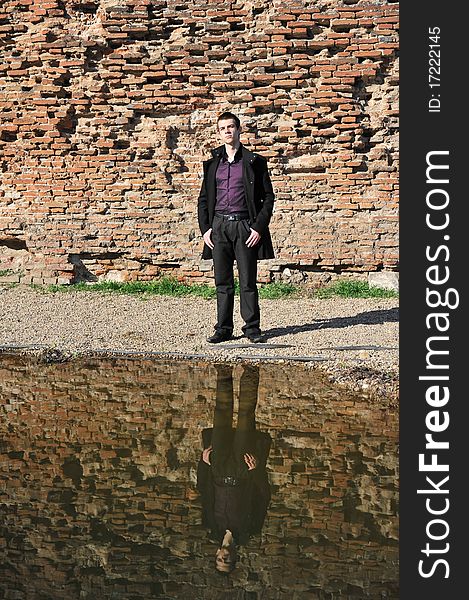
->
[221, 144, 243, 163]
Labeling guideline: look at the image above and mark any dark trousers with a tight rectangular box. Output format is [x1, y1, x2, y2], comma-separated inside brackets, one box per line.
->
[211, 214, 260, 336]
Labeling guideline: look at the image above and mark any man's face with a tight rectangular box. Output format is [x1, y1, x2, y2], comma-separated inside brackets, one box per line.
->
[215, 547, 235, 572]
[217, 118, 240, 145]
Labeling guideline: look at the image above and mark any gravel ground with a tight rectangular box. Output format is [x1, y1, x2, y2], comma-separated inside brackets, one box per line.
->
[0, 285, 399, 401]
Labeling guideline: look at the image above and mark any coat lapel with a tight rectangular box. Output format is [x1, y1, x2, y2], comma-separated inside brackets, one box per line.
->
[206, 147, 222, 216]
[241, 146, 257, 220]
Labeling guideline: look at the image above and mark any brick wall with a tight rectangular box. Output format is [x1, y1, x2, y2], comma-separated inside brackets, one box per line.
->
[0, 0, 399, 286]
[0, 356, 398, 597]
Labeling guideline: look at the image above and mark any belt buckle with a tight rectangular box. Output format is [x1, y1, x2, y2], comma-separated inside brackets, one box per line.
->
[223, 476, 237, 486]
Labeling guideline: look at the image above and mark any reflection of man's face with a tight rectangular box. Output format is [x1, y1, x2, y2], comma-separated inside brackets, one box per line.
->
[215, 547, 235, 573]
[218, 118, 240, 146]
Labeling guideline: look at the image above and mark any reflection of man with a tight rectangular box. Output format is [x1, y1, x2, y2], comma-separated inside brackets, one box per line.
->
[196, 364, 271, 572]
[197, 112, 275, 344]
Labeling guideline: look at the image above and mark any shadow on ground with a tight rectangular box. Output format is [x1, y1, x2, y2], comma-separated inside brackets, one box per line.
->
[262, 308, 399, 340]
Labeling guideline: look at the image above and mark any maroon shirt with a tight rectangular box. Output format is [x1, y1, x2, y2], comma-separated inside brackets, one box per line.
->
[215, 146, 248, 214]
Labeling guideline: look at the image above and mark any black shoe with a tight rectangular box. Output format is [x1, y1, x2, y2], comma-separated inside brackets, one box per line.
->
[247, 333, 266, 343]
[207, 331, 232, 344]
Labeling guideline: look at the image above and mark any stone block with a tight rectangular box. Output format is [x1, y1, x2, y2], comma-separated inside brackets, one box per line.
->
[368, 271, 399, 292]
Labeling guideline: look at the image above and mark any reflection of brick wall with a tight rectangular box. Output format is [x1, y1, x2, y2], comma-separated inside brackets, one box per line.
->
[0, 356, 398, 598]
[0, 0, 398, 286]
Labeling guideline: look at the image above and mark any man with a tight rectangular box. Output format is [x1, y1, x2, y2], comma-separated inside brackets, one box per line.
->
[197, 112, 275, 343]
[196, 364, 272, 573]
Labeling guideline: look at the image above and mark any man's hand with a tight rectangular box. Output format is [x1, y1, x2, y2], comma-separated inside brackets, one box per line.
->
[202, 446, 212, 465]
[244, 453, 257, 470]
[186, 487, 199, 501]
[203, 228, 214, 249]
[246, 228, 261, 248]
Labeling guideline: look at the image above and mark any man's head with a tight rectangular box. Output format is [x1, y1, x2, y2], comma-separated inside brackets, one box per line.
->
[215, 529, 237, 573]
[217, 111, 241, 146]
[215, 545, 237, 573]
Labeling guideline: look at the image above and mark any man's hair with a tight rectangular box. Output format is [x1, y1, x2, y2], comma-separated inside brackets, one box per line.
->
[217, 111, 240, 129]
[215, 545, 237, 573]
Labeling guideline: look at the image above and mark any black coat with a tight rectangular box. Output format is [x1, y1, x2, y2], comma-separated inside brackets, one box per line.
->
[197, 144, 275, 260]
[196, 427, 272, 545]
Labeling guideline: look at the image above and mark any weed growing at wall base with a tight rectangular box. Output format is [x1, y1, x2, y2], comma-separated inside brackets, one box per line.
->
[46, 278, 216, 299]
[43, 278, 397, 300]
[258, 282, 298, 299]
[44, 277, 300, 300]
[314, 280, 399, 299]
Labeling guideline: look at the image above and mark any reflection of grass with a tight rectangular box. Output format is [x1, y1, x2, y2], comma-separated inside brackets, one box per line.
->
[314, 280, 399, 299]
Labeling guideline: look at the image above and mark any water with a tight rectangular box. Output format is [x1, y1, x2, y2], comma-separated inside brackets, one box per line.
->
[0, 355, 398, 599]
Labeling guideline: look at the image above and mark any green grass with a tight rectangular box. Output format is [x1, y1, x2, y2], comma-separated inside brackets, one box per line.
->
[43, 277, 397, 300]
[44, 277, 301, 300]
[313, 280, 398, 299]
[46, 278, 217, 299]
[259, 282, 298, 299]
[0, 269, 15, 277]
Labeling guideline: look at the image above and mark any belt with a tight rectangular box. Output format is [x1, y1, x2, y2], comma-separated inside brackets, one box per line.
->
[216, 476, 239, 487]
[215, 212, 249, 221]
